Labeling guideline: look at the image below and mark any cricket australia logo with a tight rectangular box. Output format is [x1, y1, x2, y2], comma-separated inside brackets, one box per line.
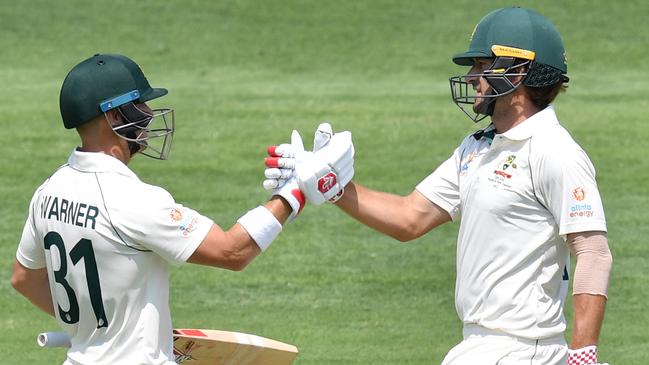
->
[318, 172, 337, 193]
[493, 155, 518, 179]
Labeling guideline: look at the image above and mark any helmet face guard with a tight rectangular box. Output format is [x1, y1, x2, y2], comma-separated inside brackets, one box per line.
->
[102, 90, 175, 160]
[113, 105, 175, 160]
[449, 55, 531, 123]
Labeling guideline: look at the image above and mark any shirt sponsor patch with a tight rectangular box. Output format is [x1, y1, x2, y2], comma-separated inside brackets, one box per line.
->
[170, 207, 183, 222]
[569, 187, 592, 217]
[572, 187, 586, 202]
[178, 215, 200, 236]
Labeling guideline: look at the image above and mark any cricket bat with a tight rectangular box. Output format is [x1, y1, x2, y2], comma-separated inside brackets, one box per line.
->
[38, 328, 298, 365]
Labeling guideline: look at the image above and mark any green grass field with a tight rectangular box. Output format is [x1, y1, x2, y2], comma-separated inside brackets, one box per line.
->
[1, 0, 648, 363]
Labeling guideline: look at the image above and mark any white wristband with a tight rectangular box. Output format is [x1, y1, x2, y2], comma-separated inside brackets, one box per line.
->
[237, 206, 282, 252]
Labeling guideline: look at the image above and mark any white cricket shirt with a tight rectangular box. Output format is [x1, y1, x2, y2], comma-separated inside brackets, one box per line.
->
[16, 150, 213, 364]
[416, 106, 606, 339]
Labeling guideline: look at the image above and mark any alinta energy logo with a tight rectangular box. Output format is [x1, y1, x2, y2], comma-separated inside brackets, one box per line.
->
[569, 186, 593, 218]
[179, 214, 199, 236]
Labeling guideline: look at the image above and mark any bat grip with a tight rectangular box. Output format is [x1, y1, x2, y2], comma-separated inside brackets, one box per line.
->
[37, 332, 72, 348]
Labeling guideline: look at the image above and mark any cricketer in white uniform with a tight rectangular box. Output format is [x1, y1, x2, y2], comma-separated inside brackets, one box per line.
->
[440, 8, 611, 364]
[416, 106, 606, 363]
[262, 6, 612, 365]
[17, 151, 212, 364]
[12, 54, 316, 364]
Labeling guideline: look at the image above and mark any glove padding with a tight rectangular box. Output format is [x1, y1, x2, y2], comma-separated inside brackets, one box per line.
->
[296, 130, 354, 205]
[264, 123, 354, 206]
[264, 145, 298, 191]
[265, 130, 306, 222]
[567, 345, 609, 365]
[264, 123, 333, 190]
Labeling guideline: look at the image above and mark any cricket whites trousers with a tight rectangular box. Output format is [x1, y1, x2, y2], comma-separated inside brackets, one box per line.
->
[441, 324, 568, 365]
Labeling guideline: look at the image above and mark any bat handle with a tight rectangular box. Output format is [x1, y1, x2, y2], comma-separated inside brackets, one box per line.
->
[38, 332, 72, 348]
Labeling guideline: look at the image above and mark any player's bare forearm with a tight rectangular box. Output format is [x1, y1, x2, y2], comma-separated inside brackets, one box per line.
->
[11, 261, 55, 317]
[570, 293, 607, 348]
[265, 196, 292, 224]
[335, 182, 451, 241]
[189, 198, 292, 270]
[188, 223, 261, 270]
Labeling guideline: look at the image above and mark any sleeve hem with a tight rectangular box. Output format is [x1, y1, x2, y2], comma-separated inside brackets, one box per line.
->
[559, 221, 607, 236]
[16, 249, 46, 270]
[415, 187, 459, 221]
[175, 218, 214, 265]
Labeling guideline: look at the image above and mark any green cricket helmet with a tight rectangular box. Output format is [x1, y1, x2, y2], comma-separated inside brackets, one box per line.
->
[449, 7, 569, 122]
[60, 54, 175, 159]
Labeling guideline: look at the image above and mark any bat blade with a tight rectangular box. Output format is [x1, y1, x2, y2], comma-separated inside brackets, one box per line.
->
[38, 329, 298, 365]
[173, 329, 298, 365]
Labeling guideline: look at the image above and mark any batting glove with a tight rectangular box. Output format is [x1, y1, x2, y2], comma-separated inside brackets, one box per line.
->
[296, 127, 354, 205]
[263, 143, 299, 191]
[263, 123, 354, 207]
[264, 130, 307, 222]
[263, 123, 333, 191]
[567, 346, 609, 365]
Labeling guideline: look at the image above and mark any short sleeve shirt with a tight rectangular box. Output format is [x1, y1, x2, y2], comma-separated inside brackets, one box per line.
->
[16, 150, 213, 364]
[416, 106, 606, 339]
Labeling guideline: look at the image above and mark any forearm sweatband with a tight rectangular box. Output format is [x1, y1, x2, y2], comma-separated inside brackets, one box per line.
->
[237, 206, 282, 252]
[568, 232, 612, 298]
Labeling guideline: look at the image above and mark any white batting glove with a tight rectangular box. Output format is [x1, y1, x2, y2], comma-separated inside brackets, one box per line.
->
[263, 123, 333, 191]
[263, 144, 298, 191]
[263, 130, 307, 222]
[313, 122, 334, 151]
[296, 124, 354, 205]
[263, 123, 354, 208]
[567, 346, 609, 365]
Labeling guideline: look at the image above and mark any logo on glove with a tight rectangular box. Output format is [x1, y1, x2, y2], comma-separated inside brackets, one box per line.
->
[317, 172, 337, 193]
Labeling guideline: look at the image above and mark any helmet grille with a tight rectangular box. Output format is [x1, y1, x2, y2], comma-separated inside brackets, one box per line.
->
[524, 62, 567, 87]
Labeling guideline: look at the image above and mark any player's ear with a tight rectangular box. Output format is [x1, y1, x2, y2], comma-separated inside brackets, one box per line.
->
[510, 63, 529, 84]
[104, 108, 122, 128]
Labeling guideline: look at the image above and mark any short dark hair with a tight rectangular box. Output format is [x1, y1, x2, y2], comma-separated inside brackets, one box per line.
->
[526, 81, 568, 110]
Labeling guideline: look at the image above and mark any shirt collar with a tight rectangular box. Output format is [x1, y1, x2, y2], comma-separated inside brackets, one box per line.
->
[67, 148, 138, 179]
[499, 105, 560, 141]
